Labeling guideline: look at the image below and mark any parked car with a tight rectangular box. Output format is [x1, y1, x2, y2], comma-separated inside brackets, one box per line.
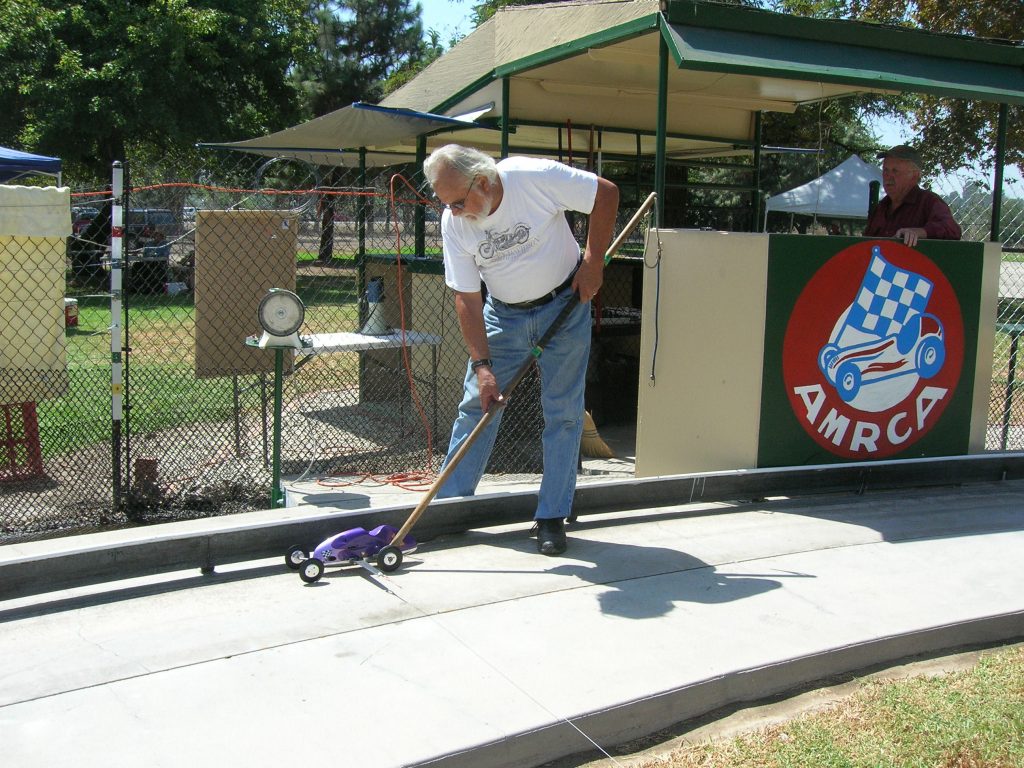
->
[125, 208, 176, 240]
[71, 206, 99, 235]
[68, 207, 175, 293]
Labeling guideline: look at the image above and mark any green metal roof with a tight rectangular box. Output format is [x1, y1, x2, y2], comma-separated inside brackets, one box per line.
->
[663, 1, 1024, 67]
[662, 0, 1024, 105]
[233, 1, 1023, 167]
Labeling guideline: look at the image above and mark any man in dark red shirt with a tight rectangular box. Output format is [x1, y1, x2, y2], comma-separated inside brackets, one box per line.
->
[864, 145, 962, 246]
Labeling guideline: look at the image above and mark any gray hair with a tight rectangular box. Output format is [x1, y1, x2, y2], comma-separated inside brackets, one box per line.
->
[423, 144, 498, 187]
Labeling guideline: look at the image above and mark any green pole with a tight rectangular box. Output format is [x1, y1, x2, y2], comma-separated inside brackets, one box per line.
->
[991, 103, 1008, 243]
[358, 148, 367, 260]
[502, 78, 511, 158]
[655, 25, 668, 224]
[271, 348, 285, 509]
[753, 112, 763, 232]
[635, 133, 642, 202]
[416, 137, 426, 256]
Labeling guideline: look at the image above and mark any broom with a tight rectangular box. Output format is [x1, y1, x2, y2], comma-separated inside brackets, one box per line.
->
[371, 192, 658, 573]
[581, 409, 615, 458]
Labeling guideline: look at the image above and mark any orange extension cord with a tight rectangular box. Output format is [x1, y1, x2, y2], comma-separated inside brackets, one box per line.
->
[86, 179, 447, 495]
[317, 174, 444, 492]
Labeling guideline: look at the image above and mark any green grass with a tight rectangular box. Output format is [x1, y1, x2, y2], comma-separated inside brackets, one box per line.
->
[38, 280, 362, 457]
[622, 645, 1024, 768]
[296, 273, 359, 308]
[992, 326, 1024, 390]
[35, 363, 239, 457]
[297, 251, 358, 263]
[296, 247, 442, 262]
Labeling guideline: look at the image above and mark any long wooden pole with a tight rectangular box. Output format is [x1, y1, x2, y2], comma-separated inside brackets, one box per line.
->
[389, 192, 657, 548]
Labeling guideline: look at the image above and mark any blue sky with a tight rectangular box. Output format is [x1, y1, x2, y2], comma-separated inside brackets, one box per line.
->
[419, 0, 474, 39]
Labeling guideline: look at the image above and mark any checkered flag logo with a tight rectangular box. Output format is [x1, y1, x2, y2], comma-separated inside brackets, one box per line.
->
[847, 246, 933, 337]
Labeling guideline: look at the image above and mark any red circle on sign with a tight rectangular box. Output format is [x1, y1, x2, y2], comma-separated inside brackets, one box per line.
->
[782, 241, 963, 459]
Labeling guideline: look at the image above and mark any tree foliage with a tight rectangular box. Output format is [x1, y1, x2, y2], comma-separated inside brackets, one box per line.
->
[0, 0, 316, 179]
[763, 0, 1023, 175]
[292, 0, 425, 117]
[382, 28, 447, 97]
[761, 97, 879, 200]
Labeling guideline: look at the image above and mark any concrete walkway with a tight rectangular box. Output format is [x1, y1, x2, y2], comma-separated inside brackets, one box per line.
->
[1, 478, 1023, 767]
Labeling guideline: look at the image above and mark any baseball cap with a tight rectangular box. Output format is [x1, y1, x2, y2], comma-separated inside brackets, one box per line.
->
[880, 144, 923, 168]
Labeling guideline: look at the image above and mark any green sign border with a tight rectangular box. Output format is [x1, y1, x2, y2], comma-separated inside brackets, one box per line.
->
[758, 235, 984, 467]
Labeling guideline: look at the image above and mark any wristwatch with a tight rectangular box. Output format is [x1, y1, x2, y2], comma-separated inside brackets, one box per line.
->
[471, 358, 493, 372]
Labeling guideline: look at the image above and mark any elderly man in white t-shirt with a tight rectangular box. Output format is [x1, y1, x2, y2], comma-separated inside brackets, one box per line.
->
[423, 144, 619, 555]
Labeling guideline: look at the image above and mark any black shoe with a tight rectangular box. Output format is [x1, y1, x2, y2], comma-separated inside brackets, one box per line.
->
[535, 517, 567, 555]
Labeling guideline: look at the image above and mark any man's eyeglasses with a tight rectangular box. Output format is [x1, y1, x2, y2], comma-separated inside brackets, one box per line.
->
[442, 176, 478, 211]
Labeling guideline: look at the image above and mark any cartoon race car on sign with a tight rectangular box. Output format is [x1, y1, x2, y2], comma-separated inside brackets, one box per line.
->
[817, 247, 947, 405]
[285, 524, 417, 583]
[818, 310, 945, 403]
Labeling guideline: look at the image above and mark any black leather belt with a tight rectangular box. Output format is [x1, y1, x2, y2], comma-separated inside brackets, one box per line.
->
[503, 263, 579, 309]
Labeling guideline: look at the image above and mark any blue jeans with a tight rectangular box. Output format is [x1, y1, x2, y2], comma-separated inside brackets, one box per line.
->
[436, 287, 591, 520]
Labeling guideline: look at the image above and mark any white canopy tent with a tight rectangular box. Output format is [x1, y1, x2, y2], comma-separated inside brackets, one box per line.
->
[764, 155, 883, 226]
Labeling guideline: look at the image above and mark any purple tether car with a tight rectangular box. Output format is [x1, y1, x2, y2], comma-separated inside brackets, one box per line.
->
[285, 524, 417, 583]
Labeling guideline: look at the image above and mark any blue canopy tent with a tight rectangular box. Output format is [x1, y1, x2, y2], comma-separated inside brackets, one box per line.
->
[0, 146, 62, 184]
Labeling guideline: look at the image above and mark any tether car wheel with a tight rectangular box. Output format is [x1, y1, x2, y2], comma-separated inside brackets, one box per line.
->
[377, 546, 403, 573]
[817, 344, 839, 377]
[836, 361, 862, 403]
[300, 558, 325, 584]
[916, 337, 945, 379]
[284, 545, 308, 570]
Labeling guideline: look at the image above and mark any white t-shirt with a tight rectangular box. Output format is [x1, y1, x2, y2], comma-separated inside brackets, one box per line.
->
[440, 156, 598, 304]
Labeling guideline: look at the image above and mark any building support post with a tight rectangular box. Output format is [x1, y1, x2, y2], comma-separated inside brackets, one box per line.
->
[990, 103, 1008, 242]
[655, 24, 669, 224]
[753, 112, 764, 232]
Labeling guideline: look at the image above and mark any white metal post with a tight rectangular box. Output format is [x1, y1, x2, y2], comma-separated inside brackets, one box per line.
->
[111, 162, 124, 511]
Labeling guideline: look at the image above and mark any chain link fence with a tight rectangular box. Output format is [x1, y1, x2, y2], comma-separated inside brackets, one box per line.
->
[944, 175, 1024, 451]
[1, 149, 651, 541]
[2, 149, 1021, 542]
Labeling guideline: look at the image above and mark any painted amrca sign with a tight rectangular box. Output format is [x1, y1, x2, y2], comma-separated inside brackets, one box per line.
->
[758, 236, 982, 467]
[785, 242, 963, 458]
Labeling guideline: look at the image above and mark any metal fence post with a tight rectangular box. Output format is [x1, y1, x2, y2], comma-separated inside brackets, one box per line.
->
[990, 103, 1008, 243]
[110, 161, 124, 515]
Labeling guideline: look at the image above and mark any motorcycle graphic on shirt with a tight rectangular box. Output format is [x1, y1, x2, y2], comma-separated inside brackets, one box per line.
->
[477, 223, 530, 261]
